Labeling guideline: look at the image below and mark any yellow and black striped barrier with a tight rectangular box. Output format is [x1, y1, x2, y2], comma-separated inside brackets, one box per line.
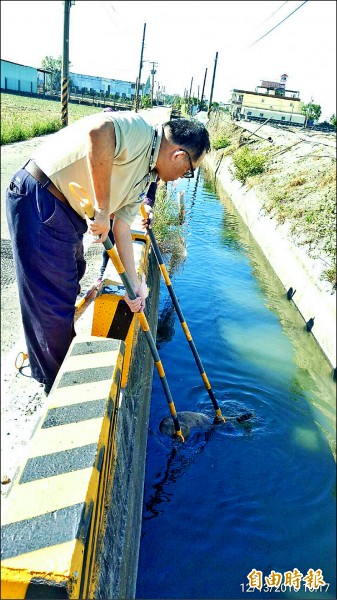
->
[69, 183, 185, 443]
[1, 335, 125, 599]
[92, 238, 148, 388]
[140, 204, 226, 424]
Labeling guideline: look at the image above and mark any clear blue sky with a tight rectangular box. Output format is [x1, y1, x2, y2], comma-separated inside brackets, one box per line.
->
[1, 1, 336, 119]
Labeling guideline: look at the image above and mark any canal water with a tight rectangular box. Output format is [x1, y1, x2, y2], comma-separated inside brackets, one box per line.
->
[135, 168, 336, 600]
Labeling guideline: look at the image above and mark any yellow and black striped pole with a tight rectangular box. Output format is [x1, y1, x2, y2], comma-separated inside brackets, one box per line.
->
[141, 204, 225, 424]
[61, 76, 69, 126]
[69, 183, 185, 443]
[61, 1, 72, 127]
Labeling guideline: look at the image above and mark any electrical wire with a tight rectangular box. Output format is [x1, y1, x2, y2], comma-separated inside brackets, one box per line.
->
[258, 1, 289, 26]
[248, 1, 308, 47]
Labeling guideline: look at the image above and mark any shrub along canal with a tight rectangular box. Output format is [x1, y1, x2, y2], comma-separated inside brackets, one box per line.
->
[135, 168, 336, 600]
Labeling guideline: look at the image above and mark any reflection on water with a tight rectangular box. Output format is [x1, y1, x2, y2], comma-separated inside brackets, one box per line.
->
[212, 173, 336, 452]
[136, 168, 336, 599]
[142, 427, 217, 521]
[156, 297, 176, 350]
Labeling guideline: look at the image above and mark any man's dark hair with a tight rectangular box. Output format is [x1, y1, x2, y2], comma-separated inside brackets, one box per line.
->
[163, 118, 210, 161]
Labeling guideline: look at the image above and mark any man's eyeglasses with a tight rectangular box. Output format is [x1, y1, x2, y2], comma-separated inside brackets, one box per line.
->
[180, 148, 195, 178]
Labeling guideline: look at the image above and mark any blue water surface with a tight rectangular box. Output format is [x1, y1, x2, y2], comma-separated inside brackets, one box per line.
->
[135, 170, 336, 600]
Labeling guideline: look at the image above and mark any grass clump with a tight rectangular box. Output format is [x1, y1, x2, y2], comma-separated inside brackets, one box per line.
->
[263, 166, 336, 288]
[207, 111, 240, 154]
[0, 93, 102, 145]
[1, 114, 61, 144]
[211, 132, 230, 150]
[152, 184, 186, 274]
[232, 146, 268, 183]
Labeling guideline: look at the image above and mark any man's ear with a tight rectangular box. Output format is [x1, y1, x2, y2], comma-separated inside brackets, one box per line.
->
[173, 149, 184, 161]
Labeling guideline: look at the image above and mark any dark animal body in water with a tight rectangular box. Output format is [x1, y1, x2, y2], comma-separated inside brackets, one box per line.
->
[159, 411, 253, 438]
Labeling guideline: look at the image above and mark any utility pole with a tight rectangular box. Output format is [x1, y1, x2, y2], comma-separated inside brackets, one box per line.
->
[156, 82, 161, 105]
[208, 51, 218, 118]
[187, 76, 193, 116]
[200, 67, 207, 111]
[150, 61, 158, 107]
[61, 1, 74, 127]
[134, 23, 146, 112]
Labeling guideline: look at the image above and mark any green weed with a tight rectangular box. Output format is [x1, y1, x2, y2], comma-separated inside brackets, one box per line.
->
[211, 133, 230, 150]
[0, 93, 102, 145]
[232, 146, 268, 183]
[152, 184, 186, 275]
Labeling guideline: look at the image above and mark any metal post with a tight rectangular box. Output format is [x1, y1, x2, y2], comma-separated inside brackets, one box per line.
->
[61, 0, 72, 126]
[187, 76, 193, 116]
[208, 51, 218, 117]
[200, 67, 207, 111]
[135, 23, 146, 112]
[150, 62, 157, 107]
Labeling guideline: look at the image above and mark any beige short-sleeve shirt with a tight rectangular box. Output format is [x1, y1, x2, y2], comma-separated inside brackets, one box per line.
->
[33, 111, 161, 225]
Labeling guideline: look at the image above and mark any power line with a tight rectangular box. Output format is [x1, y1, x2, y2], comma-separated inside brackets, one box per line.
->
[258, 1, 289, 26]
[98, 1, 123, 31]
[248, 1, 308, 47]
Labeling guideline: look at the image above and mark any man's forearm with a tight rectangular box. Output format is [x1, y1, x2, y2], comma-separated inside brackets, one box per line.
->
[113, 217, 139, 289]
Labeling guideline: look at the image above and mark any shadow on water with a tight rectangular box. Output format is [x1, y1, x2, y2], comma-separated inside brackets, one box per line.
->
[136, 167, 336, 600]
[143, 416, 255, 521]
[142, 430, 214, 521]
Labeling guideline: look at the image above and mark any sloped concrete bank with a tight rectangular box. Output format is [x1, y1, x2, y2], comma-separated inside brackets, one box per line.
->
[203, 151, 336, 371]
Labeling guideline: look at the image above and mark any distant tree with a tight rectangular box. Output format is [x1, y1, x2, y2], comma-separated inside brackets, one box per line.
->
[199, 97, 207, 111]
[40, 55, 72, 94]
[142, 95, 152, 108]
[172, 95, 182, 108]
[330, 114, 336, 130]
[301, 102, 322, 123]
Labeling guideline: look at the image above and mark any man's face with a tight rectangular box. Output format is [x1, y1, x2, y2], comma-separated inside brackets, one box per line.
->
[157, 149, 206, 183]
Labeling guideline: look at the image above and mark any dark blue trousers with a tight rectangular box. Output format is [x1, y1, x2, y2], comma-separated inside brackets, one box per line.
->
[6, 167, 88, 388]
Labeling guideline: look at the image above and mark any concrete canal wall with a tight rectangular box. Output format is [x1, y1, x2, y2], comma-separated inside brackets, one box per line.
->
[1, 219, 160, 599]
